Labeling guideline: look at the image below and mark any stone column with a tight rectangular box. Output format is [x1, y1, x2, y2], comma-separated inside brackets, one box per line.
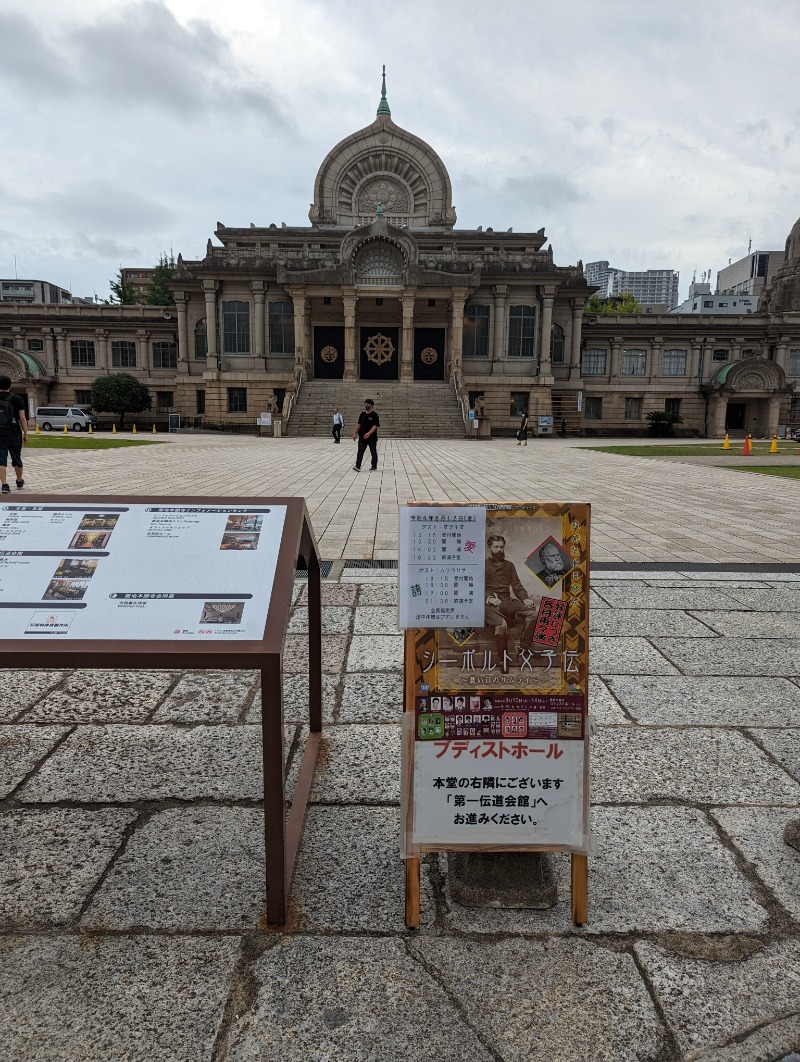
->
[290, 289, 308, 376]
[689, 341, 702, 382]
[493, 285, 508, 368]
[54, 329, 67, 376]
[43, 331, 56, 375]
[202, 281, 218, 369]
[175, 293, 189, 364]
[731, 337, 743, 362]
[768, 395, 782, 434]
[401, 292, 415, 380]
[775, 335, 790, 372]
[609, 337, 623, 379]
[569, 303, 584, 379]
[136, 330, 150, 370]
[449, 288, 467, 376]
[343, 290, 357, 380]
[95, 329, 109, 371]
[539, 287, 555, 380]
[251, 283, 265, 361]
[649, 336, 663, 381]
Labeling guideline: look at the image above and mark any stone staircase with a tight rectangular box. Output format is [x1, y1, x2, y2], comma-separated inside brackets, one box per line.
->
[286, 380, 467, 438]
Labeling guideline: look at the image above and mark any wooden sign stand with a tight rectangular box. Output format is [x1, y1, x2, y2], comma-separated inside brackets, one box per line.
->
[0, 494, 322, 927]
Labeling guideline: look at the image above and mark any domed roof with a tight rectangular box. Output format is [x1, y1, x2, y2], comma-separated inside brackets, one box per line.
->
[309, 71, 455, 231]
[761, 214, 800, 313]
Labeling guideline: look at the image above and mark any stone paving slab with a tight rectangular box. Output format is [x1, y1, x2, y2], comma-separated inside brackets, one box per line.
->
[18, 724, 269, 803]
[150, 669, 259, 723]
[749, 727, 800, 780]
[711, 806, 800, 922]
[589, 608, 717, 637]
[606, 676, 800, 727]
[689, 610, 800, 638]
[0, 807, 135, 928]
[24, 669, 179, 723]
[635, 939, 800, 1059]
[689, 1018, 800, 1062]
[287, 605, 353, 634]
[0, 934, 239, 1062]
[411, 937, 667, 1062]
[722, 587, 800, 611]
[592, 586, 747, 610]
[282, 633, 349, 674]
[654, 636, 800, 675]
[310, 724, 401, 803]
[293, 582, 358, 606]
[0, 724, 68, 797]
[437, 805, 767, 936]
[346, 633, 404, 672]
[244, 672, 339, 724]
[589, 676, 631, 724]
[353, 605, 399, 634]
[589, 636, 680, 674]
[83, 807, 267, 931]
[4, 671, 64, 721]
[591, 728, 800, 805]
[225, 937, 494, 1062]
[339, 672, 404, 723]
[357, 582, 399, 605]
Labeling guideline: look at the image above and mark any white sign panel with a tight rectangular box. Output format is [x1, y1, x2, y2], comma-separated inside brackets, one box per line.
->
[411, 738, 585, 848]
[398, 505, 486, 628]
[0, 503, 286, 640]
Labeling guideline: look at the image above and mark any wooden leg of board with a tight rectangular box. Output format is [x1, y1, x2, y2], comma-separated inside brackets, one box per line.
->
[405, 856, 420, 929]
[571, 853, 588, 925]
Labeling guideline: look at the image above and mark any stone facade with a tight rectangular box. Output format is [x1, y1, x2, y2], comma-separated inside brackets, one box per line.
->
[1, 82, 798, 436]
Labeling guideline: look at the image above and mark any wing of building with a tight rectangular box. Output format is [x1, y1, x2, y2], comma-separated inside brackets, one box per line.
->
[1, 76, 798, 438]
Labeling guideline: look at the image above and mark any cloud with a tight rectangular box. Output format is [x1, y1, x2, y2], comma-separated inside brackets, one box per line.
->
[40, 182, 175, 234]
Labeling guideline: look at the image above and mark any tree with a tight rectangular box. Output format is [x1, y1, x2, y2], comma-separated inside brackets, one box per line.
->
[91, 373, 152, 428]
[585, 292, 643, 314]
[145, 252, 176, 306]
[107, 267, 138, 305]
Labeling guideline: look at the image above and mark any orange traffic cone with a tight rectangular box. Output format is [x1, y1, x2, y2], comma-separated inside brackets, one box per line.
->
[741, 434, 752, 456]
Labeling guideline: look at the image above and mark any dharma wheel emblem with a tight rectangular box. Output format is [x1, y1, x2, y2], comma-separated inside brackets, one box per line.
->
[364, 333, 395, 366]
[320, 345, 339, 363]
[420, 346, 438, 365]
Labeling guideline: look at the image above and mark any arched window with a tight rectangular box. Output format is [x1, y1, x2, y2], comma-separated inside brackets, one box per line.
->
[355, 241, 403, 284]
[550, 324, 565, 365]
[194, 318, 207, 360]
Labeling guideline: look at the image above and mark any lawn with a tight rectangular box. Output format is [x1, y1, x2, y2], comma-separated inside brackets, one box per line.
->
[27, 435, 162, 450]
[726, 465, 800, 480]
[579, 442, 799, 458]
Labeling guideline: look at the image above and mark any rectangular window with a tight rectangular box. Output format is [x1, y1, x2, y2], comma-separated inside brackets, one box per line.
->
[152, 341, 178, 369]
[584, 396, 602, 420]
[1, 338, 13, 348]
[712, 349, 729, 361]
[74, 390, 92, 405]
[661, 349, 687, 376]
[70, 340, 96, 367]
[463, 304, 490, 357]
[665, 398, 682, 415]
[156, 391, 174, 413]
[196, 389, 206, 415]
[194, 320, 207, 359]
[222, 300, 250, 354]
[581, 349, 607, 376]
[268, 301, 294, 356]
[742, 348, 758, 359]
[510, 392, 528, 416]
[111, 340, 137, 368]
[227, 387, 247, 413]
[550, 325, 565, 365]
[788, 351, 800, 376]
[27, 338, 44, 352]
[507, 305, 536, 358]
[624, 397, 642, 420]
[622, 349, 647, 376]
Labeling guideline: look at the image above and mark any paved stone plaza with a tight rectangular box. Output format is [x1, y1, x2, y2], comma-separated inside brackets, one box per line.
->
[1, 435, 799, 1061]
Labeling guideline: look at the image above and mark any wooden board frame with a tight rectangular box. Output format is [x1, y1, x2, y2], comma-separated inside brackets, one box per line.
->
[0, 494, 323, 927]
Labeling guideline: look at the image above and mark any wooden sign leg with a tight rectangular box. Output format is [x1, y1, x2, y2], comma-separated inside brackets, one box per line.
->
[405, 856, 420, 929]
[571, 852, 588, 925]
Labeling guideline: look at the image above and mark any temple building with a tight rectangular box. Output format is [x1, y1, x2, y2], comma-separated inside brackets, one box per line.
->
[0, 74, 798, 438]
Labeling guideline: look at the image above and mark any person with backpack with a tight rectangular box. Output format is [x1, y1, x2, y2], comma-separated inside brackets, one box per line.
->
[0, 374, 28, 493]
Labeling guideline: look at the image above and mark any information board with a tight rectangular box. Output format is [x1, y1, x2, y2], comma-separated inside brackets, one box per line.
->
[402, 501, 591, 858]
[0, 503, 286, 641]
[398, 505, 486, 628]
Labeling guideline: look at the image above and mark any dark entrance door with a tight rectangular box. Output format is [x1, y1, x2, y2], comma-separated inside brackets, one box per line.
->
[360, 327, 399, 380]
[313, 326, 344, 379]
[413, 327, 446, 381]
[725, 402, 746, 430]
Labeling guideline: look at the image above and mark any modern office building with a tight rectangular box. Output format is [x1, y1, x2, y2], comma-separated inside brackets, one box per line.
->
[717, 250, 784, 297]
[0, 279, 75, 305]
[672, 279, 759, 315]
[584, 261, 681, 310]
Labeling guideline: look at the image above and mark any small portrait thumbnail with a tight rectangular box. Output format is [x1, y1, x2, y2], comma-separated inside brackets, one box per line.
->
[525, 536, 574, 589]
[42, 579, 89, 601]
[220, 534, 260, 551]
[69, 531, 111, 550]
[481, 695, 494, 711]
[54, 558, 98, 580]
[78, 514, 120, 532]
[470, 695, 481, 712]
[225, 514, 263, 534]
[430, 696, 441, 711]
[417, 697, 429, 712]
[200, 600, 245, 624]
[454, 695, 466, 710]
[442, 695, 453, 712]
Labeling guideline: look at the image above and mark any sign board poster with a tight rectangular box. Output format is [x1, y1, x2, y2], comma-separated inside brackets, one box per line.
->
[0, 503, 286, 641]
[401, 501, 591, 854]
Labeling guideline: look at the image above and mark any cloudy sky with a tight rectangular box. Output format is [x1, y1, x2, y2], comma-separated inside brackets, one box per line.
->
[2, 0, 800, 302]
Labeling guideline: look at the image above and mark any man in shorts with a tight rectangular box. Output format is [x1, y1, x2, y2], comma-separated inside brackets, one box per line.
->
[0, 375, 27, 493]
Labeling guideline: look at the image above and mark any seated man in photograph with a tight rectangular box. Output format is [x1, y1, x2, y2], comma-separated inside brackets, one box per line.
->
[484, 534, 536, 665]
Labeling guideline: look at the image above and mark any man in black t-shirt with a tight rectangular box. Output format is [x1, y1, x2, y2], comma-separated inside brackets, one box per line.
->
[0, 374, 27, 493]
[352, 398, 380, 471]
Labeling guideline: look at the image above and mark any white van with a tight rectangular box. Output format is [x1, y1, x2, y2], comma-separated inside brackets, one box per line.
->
[35, 406, 98, 432]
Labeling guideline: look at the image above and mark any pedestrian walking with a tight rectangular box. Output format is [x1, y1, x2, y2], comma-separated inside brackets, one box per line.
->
[352, 398, 380, 471]
[0, 374, 28, 493]
[516, 410, 528, 446]
[332, 408, 343, 443]
[560, 418, 567, 438]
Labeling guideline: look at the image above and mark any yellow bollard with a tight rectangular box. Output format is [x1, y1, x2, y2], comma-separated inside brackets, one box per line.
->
[112, 424, 117, 434]
[722, 433, 730, 450]
[770, 435, 779, 453]
[63, 423, 68, 434]
[88, 423, 93, 434]
[132, 424, 137, 434]
[34, 423, 40, 434]
[152, 424, 157, 434]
